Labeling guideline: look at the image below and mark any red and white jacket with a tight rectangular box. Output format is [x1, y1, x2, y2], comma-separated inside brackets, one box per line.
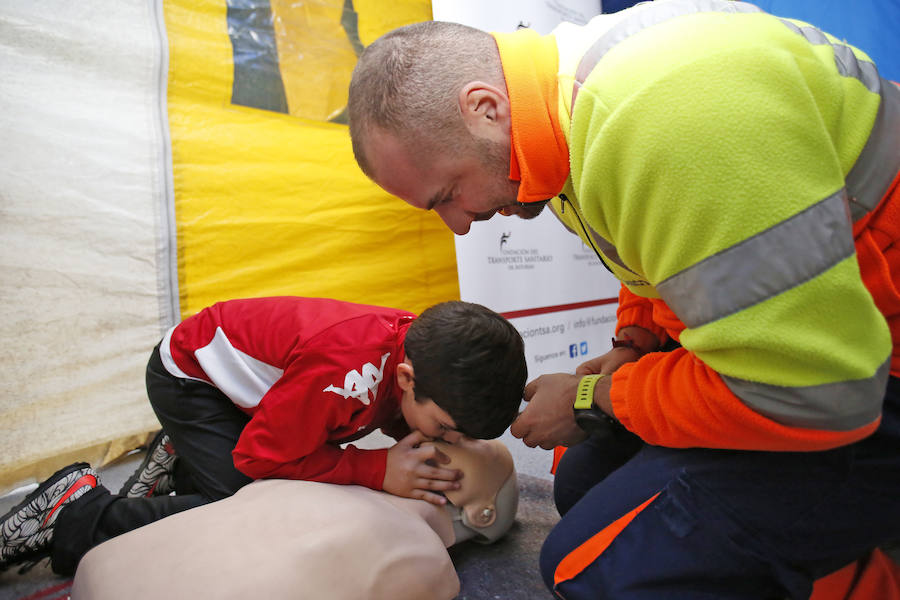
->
[159, 296, 415, 490]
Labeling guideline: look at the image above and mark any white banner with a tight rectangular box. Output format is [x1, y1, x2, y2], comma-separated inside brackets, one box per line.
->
[456, 211, 621, 378]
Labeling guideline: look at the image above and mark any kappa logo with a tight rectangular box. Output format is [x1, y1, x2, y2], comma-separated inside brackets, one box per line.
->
[323, 352, 390, 406]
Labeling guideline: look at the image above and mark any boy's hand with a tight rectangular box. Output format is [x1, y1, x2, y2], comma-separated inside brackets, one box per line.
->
[383, 431, 462, 505]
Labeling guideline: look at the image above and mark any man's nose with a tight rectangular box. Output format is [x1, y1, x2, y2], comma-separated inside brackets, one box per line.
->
[435, 205, 473, 235]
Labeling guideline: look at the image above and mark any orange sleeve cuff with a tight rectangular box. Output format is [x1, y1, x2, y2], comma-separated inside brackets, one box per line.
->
[609, 348, 879, 451]
[615, 286, 669, 345]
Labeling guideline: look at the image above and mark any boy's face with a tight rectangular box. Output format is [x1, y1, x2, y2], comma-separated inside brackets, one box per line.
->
[397, 360, 462, 443]
[400, 393, 462, 443]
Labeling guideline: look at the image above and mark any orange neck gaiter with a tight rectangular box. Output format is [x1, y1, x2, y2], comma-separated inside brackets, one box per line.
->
[492, 29, 570, 204]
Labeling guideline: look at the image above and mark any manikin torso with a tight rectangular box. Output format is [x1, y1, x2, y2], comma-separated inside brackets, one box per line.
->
[71, 438, 519, 600]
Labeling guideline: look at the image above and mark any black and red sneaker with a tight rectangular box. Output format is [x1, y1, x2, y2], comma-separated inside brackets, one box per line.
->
[0, 462, 98, 571]
[118, 430, 177, 498]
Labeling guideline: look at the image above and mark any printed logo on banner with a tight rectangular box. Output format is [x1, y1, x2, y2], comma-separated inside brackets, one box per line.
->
[572, 239, 603, 267]
[486, 230, 553, 271]
[567, 341, 589, 358]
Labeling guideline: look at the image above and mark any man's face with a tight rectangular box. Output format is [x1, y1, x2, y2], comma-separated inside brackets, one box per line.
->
[366, 127, 544, 235]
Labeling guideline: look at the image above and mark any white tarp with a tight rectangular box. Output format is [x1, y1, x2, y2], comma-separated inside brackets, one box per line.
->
[0, 0, 172, 492]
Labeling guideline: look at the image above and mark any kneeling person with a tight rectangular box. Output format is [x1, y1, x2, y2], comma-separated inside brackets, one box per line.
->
[0, 297, 527, 575]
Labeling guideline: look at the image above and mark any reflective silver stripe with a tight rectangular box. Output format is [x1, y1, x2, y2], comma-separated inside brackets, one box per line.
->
[833, 45, 880, 93]
[722, 358, 889, 431]
[775, 17, 900, 222]
[846, 80, 900, 220]
[571, 0, 762, 112]
[774, 20, 880, 93]
[657, 191, 854, 329]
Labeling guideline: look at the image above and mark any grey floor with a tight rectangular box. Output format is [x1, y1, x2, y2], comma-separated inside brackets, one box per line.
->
[0, 437, 559, 600]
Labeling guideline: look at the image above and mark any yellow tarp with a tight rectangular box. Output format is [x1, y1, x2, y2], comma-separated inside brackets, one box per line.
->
[167, 0, 458, 318]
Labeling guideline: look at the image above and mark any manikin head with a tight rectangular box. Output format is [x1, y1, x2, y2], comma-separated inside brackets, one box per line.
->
[347, 21, 547, 235]
[427, 438, 518, 545]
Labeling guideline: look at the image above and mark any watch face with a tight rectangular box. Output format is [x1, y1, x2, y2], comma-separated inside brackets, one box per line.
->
[574, 409, 619, 437]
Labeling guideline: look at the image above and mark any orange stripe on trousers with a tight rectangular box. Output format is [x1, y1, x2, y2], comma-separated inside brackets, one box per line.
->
[554, 492, 661, 588]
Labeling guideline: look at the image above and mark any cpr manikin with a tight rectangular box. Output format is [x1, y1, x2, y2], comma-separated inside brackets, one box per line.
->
[429, 438, 518, 545]
[71, 438, 519, 600]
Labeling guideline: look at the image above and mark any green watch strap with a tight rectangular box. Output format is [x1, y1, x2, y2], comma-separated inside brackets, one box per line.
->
[574, 374, 606, 410]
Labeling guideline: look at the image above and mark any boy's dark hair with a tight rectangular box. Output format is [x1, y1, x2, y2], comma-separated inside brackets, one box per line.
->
[404, 301, 527, 439]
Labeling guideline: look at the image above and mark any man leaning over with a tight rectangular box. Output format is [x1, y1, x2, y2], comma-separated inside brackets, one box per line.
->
[347, 1, 900, 598]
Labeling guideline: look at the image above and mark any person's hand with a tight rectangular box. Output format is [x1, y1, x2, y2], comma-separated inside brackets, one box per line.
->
[576, 325, 657, 376]
[509, 373, 587, 450]
[383, 430, 462, 505]
[575, 346, 638, 376]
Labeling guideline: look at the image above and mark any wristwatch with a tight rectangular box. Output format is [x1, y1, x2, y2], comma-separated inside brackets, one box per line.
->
[573, 374, 620, 434]
[611, 336, 642, 355]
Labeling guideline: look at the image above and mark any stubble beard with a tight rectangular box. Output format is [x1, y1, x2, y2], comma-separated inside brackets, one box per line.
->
[478, 136, 546, 221]
[512, 201, 546, 220]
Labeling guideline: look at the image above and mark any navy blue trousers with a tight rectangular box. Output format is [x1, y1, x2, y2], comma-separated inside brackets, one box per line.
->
[541, 377, 900, 599]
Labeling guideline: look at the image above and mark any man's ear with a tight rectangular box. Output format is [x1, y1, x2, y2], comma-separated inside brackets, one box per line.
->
[397, 360, 415, 392]
[458, 81, 510, 141]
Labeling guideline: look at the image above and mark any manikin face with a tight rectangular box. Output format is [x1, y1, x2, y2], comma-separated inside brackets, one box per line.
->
[365, 127, 544, 235]
[427, 438, 519, 544]
[397, 359, 462, 443]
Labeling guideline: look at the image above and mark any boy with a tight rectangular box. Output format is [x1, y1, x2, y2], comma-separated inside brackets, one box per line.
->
[0, 297, 527, 576]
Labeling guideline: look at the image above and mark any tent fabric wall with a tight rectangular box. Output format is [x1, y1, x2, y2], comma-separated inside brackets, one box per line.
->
[0, 0, 458, 495]
[0, 0, 171, 493]
[165, 0, 457, 319]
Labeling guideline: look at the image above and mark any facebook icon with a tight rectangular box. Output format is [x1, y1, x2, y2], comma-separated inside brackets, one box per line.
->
[569, 344, 578, 358]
